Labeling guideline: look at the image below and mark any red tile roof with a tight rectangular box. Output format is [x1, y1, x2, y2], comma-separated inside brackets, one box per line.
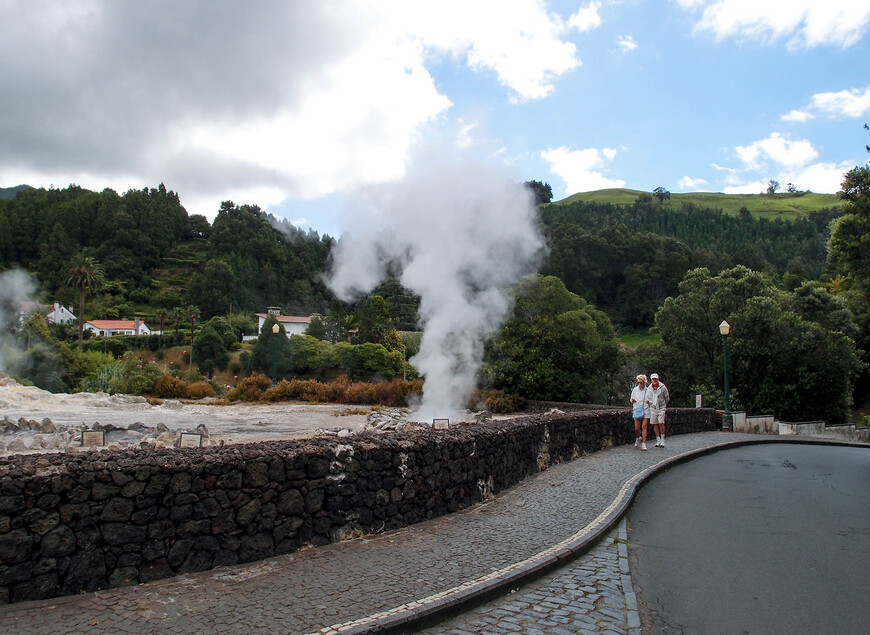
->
[255, 313, 312, 324]
[85, 320, 150, 330]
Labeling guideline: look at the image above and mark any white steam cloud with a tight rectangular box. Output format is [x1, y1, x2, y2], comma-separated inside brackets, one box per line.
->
[329, 152, 544, 422]
[0, 269, 39, 374]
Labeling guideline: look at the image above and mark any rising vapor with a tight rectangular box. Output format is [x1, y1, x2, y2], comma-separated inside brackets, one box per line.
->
[329, 151, 544, 422]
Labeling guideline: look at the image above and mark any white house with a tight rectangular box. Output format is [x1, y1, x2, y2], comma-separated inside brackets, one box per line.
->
[83, 318, 152, 337]
[19, 302, 77, 325]
[254, 307, 314, 338]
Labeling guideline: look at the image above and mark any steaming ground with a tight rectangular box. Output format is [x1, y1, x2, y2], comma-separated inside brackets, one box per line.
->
[0, 376, 371, 447]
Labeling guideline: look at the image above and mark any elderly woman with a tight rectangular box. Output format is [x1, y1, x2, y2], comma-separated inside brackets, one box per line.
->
[630, 374, 650, 451]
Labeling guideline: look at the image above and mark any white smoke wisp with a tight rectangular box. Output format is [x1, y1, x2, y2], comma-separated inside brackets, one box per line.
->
[0, 269, 39, 374]
[329, 153, 544, 422]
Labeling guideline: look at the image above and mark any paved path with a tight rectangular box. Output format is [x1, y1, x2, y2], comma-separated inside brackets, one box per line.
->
[425, 520, 640, 635]
[0, 432, 787, 634]
[627, 444, 870, 634]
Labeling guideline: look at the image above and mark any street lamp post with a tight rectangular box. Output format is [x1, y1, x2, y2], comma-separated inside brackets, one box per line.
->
[271, 322, 280, 386]
[719, 320, 731, 430]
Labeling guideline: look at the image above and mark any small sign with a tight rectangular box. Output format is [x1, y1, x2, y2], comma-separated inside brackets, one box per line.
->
[433, 418, 450, 430]
[82, 430, 106, 447]
[696, 394, 702, 408]
[179, 433, 203, 448]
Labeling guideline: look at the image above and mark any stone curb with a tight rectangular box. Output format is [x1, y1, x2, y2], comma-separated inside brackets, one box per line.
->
[317, 436, 868, 634]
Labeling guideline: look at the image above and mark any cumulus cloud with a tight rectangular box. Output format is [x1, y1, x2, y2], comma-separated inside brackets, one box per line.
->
[781, 109, 813, 123]
[0, 0, 580, 219]
[809, 87, 870, 118]
[676, 0, 870, 49]
[616, 35, 638, 52]
[734, 133, 818, 168]
[678, 175, 708, 189]
[781, 87, 870, 123]
[725, 132, 849, 193]
[541, 146, 626, 194]
[569, 2, 603, 32]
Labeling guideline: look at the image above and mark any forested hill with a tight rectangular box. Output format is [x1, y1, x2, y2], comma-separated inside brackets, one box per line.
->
[0, 183, 844, 331]
[540, 194, 842, 328]
[0, 185, 335, 319]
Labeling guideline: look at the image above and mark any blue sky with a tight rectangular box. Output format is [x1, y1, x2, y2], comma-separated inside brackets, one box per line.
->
[2, 1, 869, 238]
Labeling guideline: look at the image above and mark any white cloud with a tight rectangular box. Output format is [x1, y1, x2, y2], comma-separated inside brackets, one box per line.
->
[678, 0, 870, 49]
[809, 87, 870, 118]
[781, 109, 813, 123]
[678, 175, 708, 189]
[616, 35, 638, 52]
[0, 0, 581, 219]
[779, 161, 853, 193]
[455, 121, 477, 149]
[734, 133, 818, 168]
[569, 2, 602, 32]
[723, 180, 768, 194]
[541, 146, 625, 194]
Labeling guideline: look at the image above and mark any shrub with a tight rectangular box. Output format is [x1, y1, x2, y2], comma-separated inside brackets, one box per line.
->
[478, 389, 525, 413]
[186, 381, 217, 399]
[154, 374, 188, 398]
[229, 372, 272, 402]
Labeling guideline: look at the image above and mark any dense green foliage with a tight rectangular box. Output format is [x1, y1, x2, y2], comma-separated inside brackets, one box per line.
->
[650, 266, 861, 423]
[483, 275, 622, 404]
[541, 198, 839, 327]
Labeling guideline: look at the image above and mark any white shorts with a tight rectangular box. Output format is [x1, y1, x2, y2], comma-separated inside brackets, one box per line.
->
[649, 408, 666, 425]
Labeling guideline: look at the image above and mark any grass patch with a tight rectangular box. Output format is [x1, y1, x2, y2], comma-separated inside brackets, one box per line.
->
[551, 189, 841, 219]
[618, 332, 661, 349]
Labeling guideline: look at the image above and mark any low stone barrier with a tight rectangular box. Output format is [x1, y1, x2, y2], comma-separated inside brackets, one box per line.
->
[0, 407, 716, 603]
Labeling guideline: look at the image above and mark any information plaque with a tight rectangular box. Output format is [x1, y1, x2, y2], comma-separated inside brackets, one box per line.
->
[433, 418, 450, 430]
[696, 394, 703, 408]
[81, 430, 106, 447]
[179, 433, 203, 448]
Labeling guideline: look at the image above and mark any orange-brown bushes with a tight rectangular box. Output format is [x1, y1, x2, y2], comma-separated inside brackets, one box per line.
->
[186, 381, 217, 399]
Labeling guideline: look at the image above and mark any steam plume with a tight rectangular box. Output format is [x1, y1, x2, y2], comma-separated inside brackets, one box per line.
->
[0, 269, 39, 374]
[329, 152, 544, 421]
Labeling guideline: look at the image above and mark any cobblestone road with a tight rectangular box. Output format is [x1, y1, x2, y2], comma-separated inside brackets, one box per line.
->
[425, 520, 640, 635]
[0, 432, 770, 634]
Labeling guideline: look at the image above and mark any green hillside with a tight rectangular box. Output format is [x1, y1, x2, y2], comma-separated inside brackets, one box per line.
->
[552, 188, 841, 220]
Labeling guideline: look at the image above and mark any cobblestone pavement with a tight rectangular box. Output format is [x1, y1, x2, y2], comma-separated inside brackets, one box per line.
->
[424, 519, 641, 635]
[0, 432, 770, 634]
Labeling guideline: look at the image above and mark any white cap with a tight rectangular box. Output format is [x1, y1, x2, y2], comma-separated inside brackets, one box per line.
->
[650, 373, 659, 379]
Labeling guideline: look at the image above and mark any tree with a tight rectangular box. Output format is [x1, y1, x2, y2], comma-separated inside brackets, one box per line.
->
[524, 180, 553, 205]
[188, 259, 236, 318]
[354, 295, 392, 343]
[185, 305, 200, 371]
[654, 266, 861, 422]
[767, 180, 780, 195]
[250, 315, 294, 379]
[653, 187, 670, 203]
[484, 275, 621, 403]
[826, 126, 870, 406]
[305, 315, 327, 340]
[786, 183, 798, 194]
[192, 324, 229, 379]
[66, 254, 105, 349]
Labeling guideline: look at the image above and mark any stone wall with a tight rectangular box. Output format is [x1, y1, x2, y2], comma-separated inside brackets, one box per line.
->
[0, 408, 716, 603]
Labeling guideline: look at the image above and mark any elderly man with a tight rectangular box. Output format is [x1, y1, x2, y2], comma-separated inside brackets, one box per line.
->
[646, 373, 670, 448]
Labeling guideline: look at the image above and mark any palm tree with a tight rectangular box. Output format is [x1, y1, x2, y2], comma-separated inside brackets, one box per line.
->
[186, 305, 200, 371]
[66, 254, 105, 349]
[155, 308, 168, 337]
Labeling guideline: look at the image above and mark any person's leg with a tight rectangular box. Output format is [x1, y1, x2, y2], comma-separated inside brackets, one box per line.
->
[634, 418, 642, 446]
[659, 418, 666, 447]
[642, 418, 649, 449]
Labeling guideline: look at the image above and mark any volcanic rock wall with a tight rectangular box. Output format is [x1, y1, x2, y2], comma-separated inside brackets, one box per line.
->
[0, 408, 716, 603]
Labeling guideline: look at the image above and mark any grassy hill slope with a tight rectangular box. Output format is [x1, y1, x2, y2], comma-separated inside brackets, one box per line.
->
[552, 189, 841, 220]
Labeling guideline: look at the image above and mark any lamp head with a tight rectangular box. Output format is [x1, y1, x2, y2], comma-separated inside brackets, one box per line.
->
[272, 323, 280, 334]
[719, 320, 731, 336]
